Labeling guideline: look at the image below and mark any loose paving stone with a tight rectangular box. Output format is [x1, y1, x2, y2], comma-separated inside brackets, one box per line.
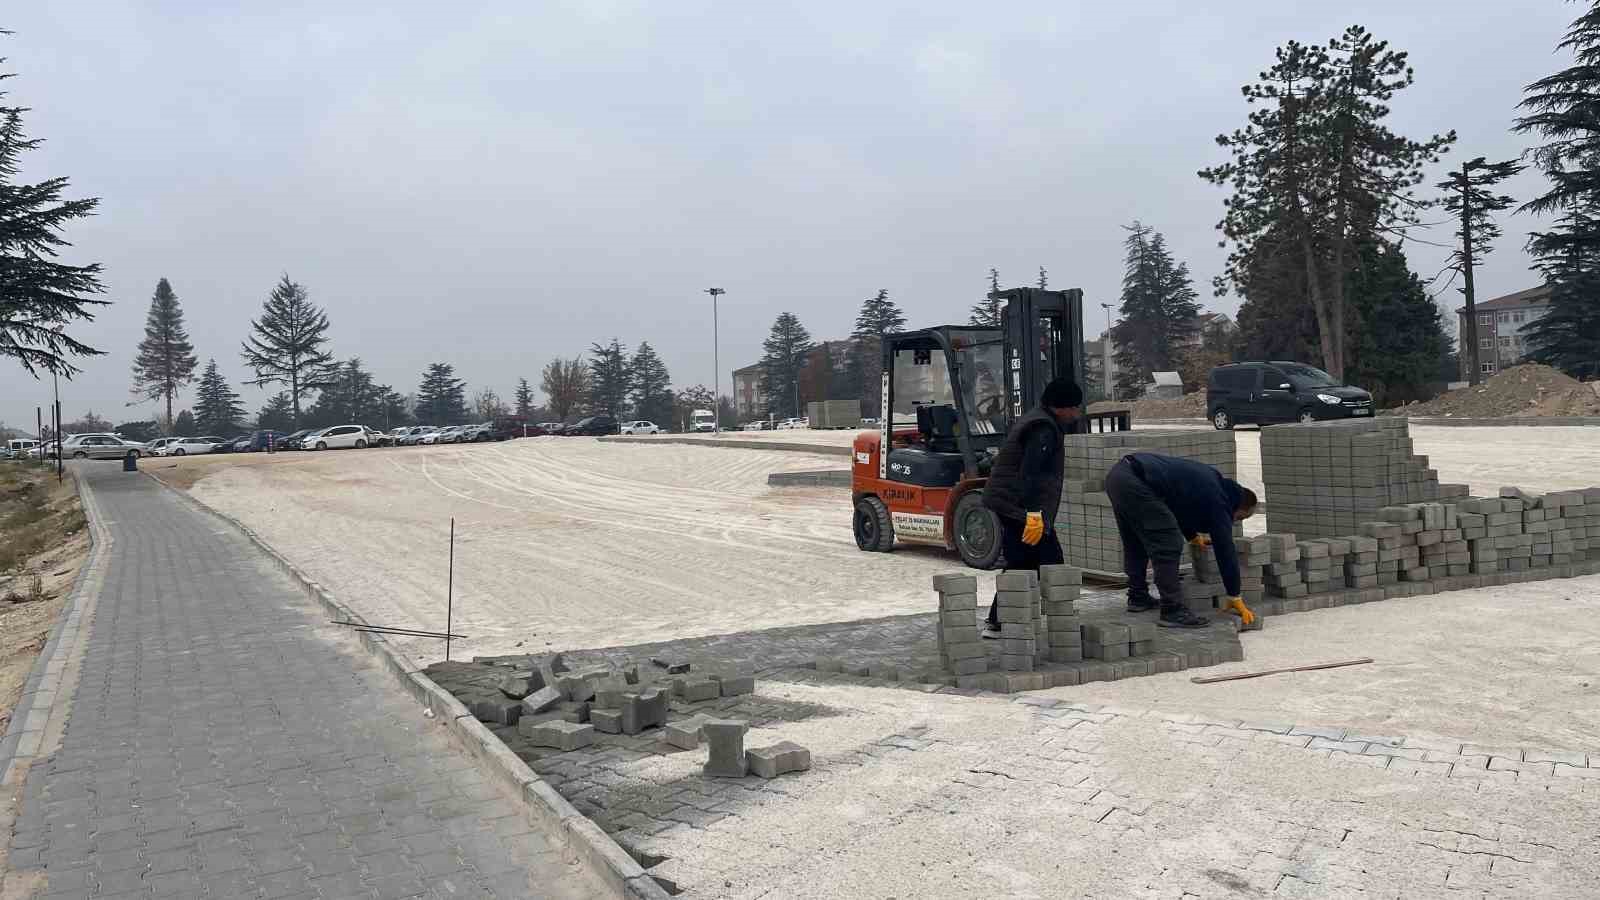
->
[702, 719, 749, 777]
[746, 741, 812, 778]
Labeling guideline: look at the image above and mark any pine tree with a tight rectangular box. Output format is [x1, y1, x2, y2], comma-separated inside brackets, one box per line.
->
[629, 342, 674, 426]
[173, 409, 196, 436]
[850, 290, 906, 417]
[1437, 157, 1523, 384]
[1110, 223, 1199, 396]
[1200, 26, 1455, 380]
[1514, 4, 1600, 380]
[129, 278, 197, 427]
[193, 359, 245, 436]
[1344, 239, 1449, 404]
[514, 378, 535, 418]
[240, 275, 337, 424]
[305, 358, 383, 428]
[587, 338, 632, 418]
[415, 363, 468, 425]
[257, 393, 295, 432]
[969, 268, 1002, 327]
[0, 50, 108, 378]
[541, 357, 590, 421]
[1037, 266, 1048, 289]
[759, 312, 815, 419]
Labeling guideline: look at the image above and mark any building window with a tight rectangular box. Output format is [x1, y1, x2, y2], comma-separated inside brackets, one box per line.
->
[1478, 314, 1492, 325]
[1512, 311, 1524, 323]
[1480, 337, 1494, 350]
[1498, 312, 1509, 323]
[1481, 363, 1496, 374]
[1499, 337, 1512, 347]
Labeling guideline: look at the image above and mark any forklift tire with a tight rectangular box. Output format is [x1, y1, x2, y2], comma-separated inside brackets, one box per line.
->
[853, 495, 895, 552]
[953, 492, 1004, 570]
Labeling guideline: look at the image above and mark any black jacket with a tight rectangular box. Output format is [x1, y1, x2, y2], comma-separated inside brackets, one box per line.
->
[983, 408, 1064, 525]
[1127, 452, 1246, 596]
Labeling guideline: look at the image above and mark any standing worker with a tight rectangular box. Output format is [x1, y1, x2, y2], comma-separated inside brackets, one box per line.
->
[979, 378, 1084, 639]
[1104, 451, 1258, 628]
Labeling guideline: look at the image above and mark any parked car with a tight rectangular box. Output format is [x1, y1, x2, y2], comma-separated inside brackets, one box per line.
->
[143, 437, 180, 456]
[399, 426, 436, 445]
[235, 430, 284, 452]
[160, 437, 216, 456]
[58, 434, 145, 460]
[457, 423, 490, 443]
[538, 422, 563, 433]
[775, 417, 809, 430]
[212, 434, 250, 453]
[277, 429, 312, 450]
[7, 438, 42, 458]
[306, 425, 369, 450]
[1206, 362, 1375, 430]
[565, 415, 619, 436]
[620, 420, 660, 435]
[363, 426, 391, 447]
[421, 426, 460, 445]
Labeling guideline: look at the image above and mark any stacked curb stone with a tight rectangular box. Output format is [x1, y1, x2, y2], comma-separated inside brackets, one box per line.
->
[1261, 418, 1470, 538]
[934, 573, 988, 676]
[994, 570, 1039, 672]
[1040, 564, 1084, 664]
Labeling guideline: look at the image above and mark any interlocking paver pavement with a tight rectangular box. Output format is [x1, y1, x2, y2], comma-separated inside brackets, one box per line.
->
[3, 465, 604, 899]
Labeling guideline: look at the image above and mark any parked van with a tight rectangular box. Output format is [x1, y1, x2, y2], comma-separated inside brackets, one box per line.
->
[6, 439, 41, 459]
[1206, 362, 1374, 430]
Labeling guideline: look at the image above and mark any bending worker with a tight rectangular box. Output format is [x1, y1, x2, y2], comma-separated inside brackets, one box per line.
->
[980, 378, 1083, 639]
[1104, 451, 1258, 629]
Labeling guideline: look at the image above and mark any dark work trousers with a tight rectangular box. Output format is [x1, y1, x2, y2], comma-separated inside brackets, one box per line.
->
[985, 515, 1064, 627]
[1104, 457, 1186, 613]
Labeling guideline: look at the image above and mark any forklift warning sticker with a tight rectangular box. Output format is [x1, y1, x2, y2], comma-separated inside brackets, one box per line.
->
[892, 512, 945, 544]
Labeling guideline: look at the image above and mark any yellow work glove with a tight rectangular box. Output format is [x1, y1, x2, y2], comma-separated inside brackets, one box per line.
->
[1225, 596, 1255, 627]
[1190, 535, 1211, 549]
[1021, 512, 1045, 546]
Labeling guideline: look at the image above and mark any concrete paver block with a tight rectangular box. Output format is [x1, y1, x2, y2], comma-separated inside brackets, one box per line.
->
[746, 741, 812, 778]
[522, 720, 596, 751]
[590, 708, 624, 734]
[521, 686, 562, 716]
[702, 719, 749, 777]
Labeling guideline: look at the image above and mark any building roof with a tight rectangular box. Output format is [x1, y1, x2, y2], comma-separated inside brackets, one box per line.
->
[1456, 285, 1550, 315]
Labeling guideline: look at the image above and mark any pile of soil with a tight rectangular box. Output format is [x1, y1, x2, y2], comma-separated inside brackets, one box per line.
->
[1385, 364, 1598, 418]
[1090, 392, 1206, 420]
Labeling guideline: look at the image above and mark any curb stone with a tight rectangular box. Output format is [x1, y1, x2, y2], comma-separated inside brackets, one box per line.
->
[151, 473, 672, 900]
[599, 435, 850, 456]
[0, 465, 103, 789]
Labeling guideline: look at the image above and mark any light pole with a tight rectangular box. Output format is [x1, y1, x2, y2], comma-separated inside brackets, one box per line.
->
[705, 288, 725, 434]
[1099, 303, 1115, 402]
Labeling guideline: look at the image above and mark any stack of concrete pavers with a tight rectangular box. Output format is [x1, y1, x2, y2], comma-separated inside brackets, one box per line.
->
[1260, 418, 1471, 539]
[1186, 537, 1268, 614]
[1344, 535, 1380, 587]
[934, 573, 988, 677]
[1080, 621, 1157, 660]
[1264, 534, 1305, 599]
[1059, 429, 1240, 573]
[1038, 564, 1083, 664]
[994, 570, 1038, 672]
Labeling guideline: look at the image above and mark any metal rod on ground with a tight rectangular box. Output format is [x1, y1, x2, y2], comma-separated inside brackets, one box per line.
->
[330, 621, 468, 639]
[446, 517, 455, 662]
[1189, 657, 1374, 684]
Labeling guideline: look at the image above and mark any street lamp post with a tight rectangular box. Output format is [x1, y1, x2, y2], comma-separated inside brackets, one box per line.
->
[705, 288, 725, 434]
[1099, 303, 1115, 402]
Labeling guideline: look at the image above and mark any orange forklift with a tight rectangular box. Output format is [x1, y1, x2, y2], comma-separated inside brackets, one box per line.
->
[851, 287, 1129, 568]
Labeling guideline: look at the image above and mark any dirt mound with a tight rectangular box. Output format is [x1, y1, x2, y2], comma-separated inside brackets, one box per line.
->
[1090, 392, 1206, 420]
[1386, 364, 1596, 418]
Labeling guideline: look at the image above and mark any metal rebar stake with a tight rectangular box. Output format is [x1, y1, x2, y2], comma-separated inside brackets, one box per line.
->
[446, 517, 455, 662]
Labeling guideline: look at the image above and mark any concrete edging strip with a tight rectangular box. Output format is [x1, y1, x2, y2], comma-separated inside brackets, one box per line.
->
[599, 435, 851, 456]
[150, 473, 671, 900]
[0, 466, 106, 789]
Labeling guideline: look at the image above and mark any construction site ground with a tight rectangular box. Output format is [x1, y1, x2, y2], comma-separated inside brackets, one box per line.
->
[158, 429, 1600, 898]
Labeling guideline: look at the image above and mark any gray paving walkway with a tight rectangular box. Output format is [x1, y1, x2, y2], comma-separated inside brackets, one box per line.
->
[2, 464, 605, 900]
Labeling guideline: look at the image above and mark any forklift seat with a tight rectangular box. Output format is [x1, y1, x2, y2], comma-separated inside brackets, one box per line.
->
[916, 404, 960, 454]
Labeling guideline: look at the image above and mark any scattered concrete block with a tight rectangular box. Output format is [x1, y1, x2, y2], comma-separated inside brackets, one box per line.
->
[651, 657, 691, 674]
[498, 673, 535, 700]
[592, 676, 631, 710]
[702, 719, 749, 777]
[714, 674, 755, 697]
[472, 697, 522, 726]
[521, 720, 594, 751]
[557, 676, 596, 703]
[590, 708, 623, 734]
[622, 665, 641, 685]
[521, 686, 562, 716]
[661, 716, 707, 750]
[620, 688, 669, 734]
[673, 676, 721, 703]
[746, 741, 812, 778]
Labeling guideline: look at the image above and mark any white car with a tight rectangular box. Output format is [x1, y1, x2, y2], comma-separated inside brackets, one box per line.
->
[58, 434, 146, 460]
[420, 426, 462, 445]
[741, 422, 764, 432]
[620, 420, 660, 435]
[145, 437, 180, 456]
[164, 437, 221, 456]
[775, 417, 809, 430]
[306, 425, 370, 450]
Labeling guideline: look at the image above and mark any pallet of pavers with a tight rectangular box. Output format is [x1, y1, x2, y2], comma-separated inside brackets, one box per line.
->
[1059, 429, 1243, 577]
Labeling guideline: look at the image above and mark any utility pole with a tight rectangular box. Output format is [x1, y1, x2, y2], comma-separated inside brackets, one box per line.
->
[1100, 303, 1115, 402]
[705, 288, 725, 434]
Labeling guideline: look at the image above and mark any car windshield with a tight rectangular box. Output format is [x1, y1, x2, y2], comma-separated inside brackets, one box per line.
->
[1278, 363, 1339, 388]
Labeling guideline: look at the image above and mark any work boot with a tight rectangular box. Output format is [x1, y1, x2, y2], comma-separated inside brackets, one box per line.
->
[1125, 597, 1159, 613]
[981, 623, 1002, 640]
[1157, 608, 1209, 629]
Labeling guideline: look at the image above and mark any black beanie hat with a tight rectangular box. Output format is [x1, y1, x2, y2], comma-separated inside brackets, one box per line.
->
[1041, 378, 1084, 409]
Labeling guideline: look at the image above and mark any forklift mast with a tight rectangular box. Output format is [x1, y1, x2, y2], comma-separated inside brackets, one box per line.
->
[993, 287, 1085, 420]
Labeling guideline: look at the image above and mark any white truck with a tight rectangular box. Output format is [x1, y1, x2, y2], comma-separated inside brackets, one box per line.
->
[690, 409, 717, 433]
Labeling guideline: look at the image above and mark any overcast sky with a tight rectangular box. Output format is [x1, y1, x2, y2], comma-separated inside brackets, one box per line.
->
[3, 1, 1575, 430]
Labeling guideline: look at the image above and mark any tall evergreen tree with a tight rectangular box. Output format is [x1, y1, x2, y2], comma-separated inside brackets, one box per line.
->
[1344, 239, 1449, 405]
[257, 392, 295, 432]
[541, 357, 590, 421]
[1037, 266, 1048, 289]
[1110, 223, 1199, 396]
[415, 363, 468, 425]
[1200, 26, 1455, 380]
[629, 342, 674, 426]
[849, 290, 907, 416]
[1514, 4, 1600, 379]
[0, 51, 108, 377]
[587, 338, 632, 418]
[759, 312, 815, 419]
[193, 359, 245, 436]
[173, 409, 196, 436]
[304, 358, 385, 427]
[130, 278, 197, 427]
[969, 268, 1002, 327]
[240, 275, 337, 424]
[514, 378, 535, 418]
[1437, 157, 1523, 384]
